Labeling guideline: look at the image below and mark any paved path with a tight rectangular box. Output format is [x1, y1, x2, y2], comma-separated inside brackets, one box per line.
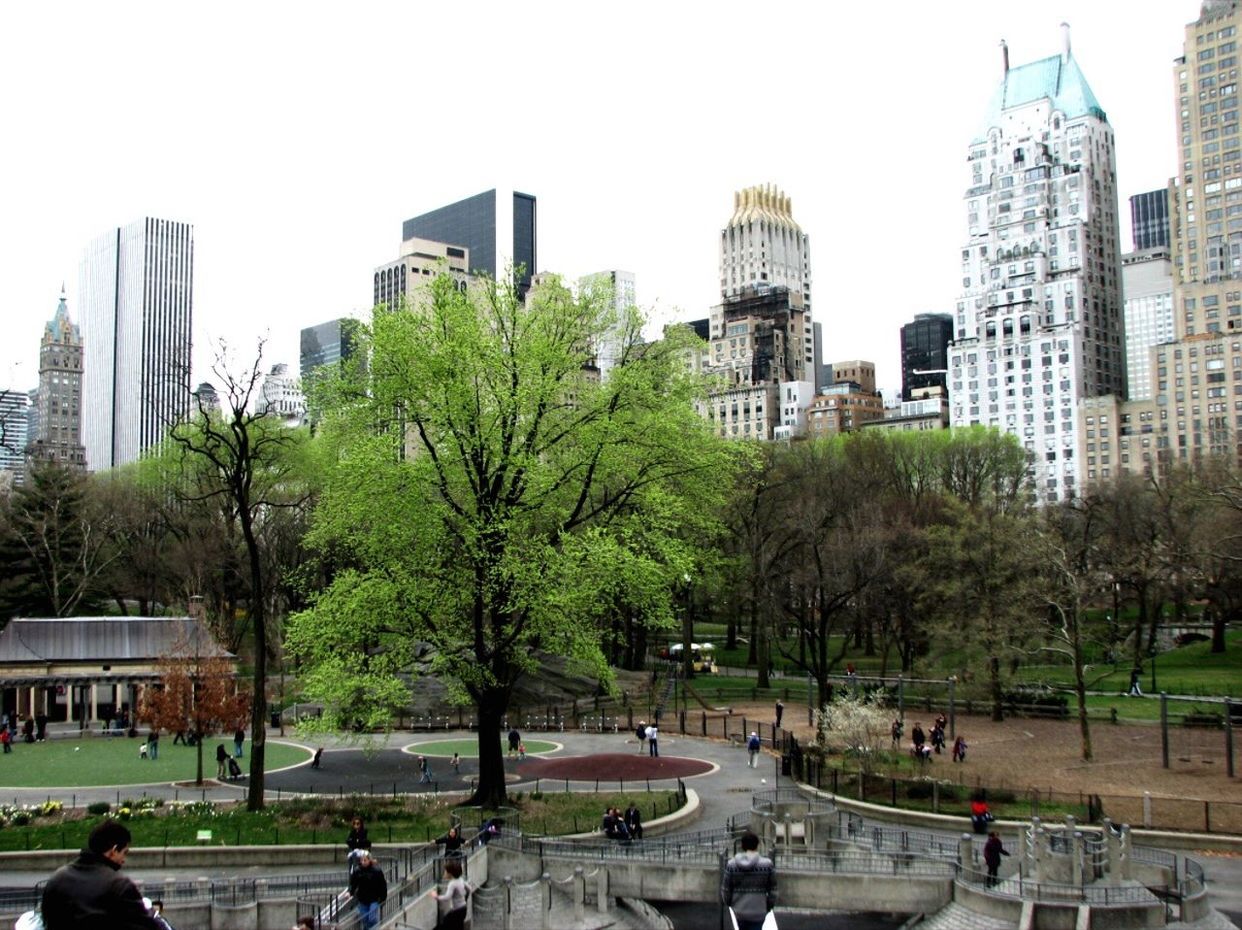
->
[0, 727, 1238, 926]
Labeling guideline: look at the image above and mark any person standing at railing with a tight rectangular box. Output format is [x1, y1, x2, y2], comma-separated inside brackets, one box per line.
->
[984, 831, 1009, 887]
[347, 849, 387, 930]
[432, 858, 470, 930]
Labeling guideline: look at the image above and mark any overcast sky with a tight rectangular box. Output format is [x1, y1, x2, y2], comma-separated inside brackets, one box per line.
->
[0, 2, 1197, 400]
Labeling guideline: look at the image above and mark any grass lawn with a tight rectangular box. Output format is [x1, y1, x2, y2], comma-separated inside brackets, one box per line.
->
[0, 738, 310, 788]
[408, 738, 559, 757]
[0, 790, 680, 852]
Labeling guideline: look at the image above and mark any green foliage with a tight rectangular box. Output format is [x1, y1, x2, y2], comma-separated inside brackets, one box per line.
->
[289, 272, 736, 802]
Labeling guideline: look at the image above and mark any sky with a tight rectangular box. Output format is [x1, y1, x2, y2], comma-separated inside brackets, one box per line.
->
[0, 1, 1200, 401]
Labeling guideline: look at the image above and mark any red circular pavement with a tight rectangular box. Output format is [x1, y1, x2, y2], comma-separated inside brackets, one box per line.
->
[517, 753, 711, 780]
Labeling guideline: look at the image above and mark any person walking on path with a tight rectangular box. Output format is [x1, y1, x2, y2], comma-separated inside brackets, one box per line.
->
[952, 735, 967, 763]
[432, 858, 470, 930]
[1128, 666, 1143, 697]
[41, 819, 162, 930]
[233, 727, 245, 758]
[347, 849, 387, 930]
[774, 700, 784, 729]
[911, 722, 926, 755]
[891, 717, 904, 749]
[747, 731, 762, 768]
[147, 730, 159, 760]
[450, 752, 460, 774]
[984, 831, 1009, 887]
[720, 830, 776, 930]
[216, 744, 229, 780]
[646, 723, 659, 757]
[507, 728, 521, 759]
[418, 755, 433, 784]
[636, 720, 647, 754]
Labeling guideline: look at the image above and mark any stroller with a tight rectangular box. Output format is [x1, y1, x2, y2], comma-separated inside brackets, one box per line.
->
[227, 757, 244, 780]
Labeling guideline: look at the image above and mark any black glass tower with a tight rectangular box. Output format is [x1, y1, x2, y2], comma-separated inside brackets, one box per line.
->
[900, 313, 953, 401]
[402, 189, 537, 298]
[1129, 189, 1170, 251]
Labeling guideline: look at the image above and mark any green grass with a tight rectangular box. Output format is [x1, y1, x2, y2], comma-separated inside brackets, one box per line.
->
[0, 790, 680, 851]
[0, 738, 310, 788]
[408, 738, 558, 757]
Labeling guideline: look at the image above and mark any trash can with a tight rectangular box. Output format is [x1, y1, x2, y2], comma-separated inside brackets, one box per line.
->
[270, 711, 281, 729]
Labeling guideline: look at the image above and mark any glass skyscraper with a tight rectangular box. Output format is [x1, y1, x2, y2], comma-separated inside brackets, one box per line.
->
[79, 218, 193, 472]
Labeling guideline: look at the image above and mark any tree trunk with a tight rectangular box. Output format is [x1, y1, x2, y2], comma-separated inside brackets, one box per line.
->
[1070, 610, 1092, 762]
[989, 653, 1004, 722]
[1212, 609, 1228, 653]
[746, 585, 759, 667]
[240, 507, 267, 811]
[471, 696, 509, 808]
[196, 729, 204, 786]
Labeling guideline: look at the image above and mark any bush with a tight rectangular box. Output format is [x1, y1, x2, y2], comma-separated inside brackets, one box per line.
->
[87, 802, 111, 816]
[9, 813, 30, 827]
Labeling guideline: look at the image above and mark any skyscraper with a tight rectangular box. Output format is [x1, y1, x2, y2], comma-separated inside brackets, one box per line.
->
[900, 313, 954, 401]
[79, 218, 194, 471]
[402, 189, 537, 299]
[1130, 188, 1171, 250]
[1121, 249, 1174, 401]
[0, 390, 29, 485]
[28, 288, 86, 469]
[373, 237, 471, 314]
[949, 27, 1124, 502]
[579, 270, 636, 382]
[299, 318, 360, 383]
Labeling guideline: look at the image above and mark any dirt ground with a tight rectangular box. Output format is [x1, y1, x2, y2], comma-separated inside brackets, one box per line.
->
[730, 701, 1242, 833]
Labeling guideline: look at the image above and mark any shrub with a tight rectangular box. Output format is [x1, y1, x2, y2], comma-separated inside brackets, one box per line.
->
[87, 802, 111, 816]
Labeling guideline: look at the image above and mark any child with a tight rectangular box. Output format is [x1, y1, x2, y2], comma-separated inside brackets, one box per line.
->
[952, 735, 967, 763]
[517, 741, 526, 761]
[450, 751, 461, 773]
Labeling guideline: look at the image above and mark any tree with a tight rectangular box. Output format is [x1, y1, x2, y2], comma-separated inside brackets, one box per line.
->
[0, 462, 120, 618]
[163, 342, 311, 810]
[288, 273, 734, 807]
[137, 625, 250, 785]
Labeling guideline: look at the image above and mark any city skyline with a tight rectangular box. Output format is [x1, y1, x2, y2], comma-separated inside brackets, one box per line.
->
[0, 2, 1196, 400]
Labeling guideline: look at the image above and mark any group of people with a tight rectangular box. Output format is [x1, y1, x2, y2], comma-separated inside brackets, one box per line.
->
[506, 728, 527, 760]
[908, 714, 967, 764]
[634, 720, 660, 756]
[602, 803, 643, 840]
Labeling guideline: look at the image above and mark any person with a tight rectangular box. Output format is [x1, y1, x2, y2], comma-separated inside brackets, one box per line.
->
[347, 848, 387, 930]
[507, 727, 521, 759]
[602, 807, 628, 840]
[931, 721, 946, 754]
[450, 751, 460, 774]
[347, 817, 371, 852]
[147, 730, 159, 761]
[478, 817, 501, 845]
[517, 741, 526, 761]
[311, 747, 323, 769]
[436, 825, 465, 857]
[891, 717, 904, 749]
[35, 713, 47, 742]
[747, 731, 761, 768]
[623, 802, 643, 840]
[774, 700, 784, 728]
[1, 726, 11, 754]
[22, 716, 34, 744]
[636, 720, 647, 754]
[138, 742, 148, 760]
[292, 918, 316, 930]
[952, 735, 967, 763]
[227, 756, 244, 780]
[172, 729, 186, 746]
[911, 722, 926, 755]
[432, 857, 470, 930]
[983, 831, 1009, 887]
[234, 727, 245, 758]
[1128, 665, 1143, 697]
[970, 796, 992, 835]
[646, 722, 659, 757]
[720, 830, 776, 930]
[41, 819, 163, 929]
[216, 743, 229, 779]
[418, 755, 433, 784]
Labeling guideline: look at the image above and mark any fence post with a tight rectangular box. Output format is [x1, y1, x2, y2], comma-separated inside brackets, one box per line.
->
[948, 677, 957, 740]
[573, 867, 586, 922]
[1225, 702, 1235, 779]
[503, 876, 514, 930]
[597, 868, 608, 913]
[540, 873, 552, 930]
[1160, 694, 1169, 769]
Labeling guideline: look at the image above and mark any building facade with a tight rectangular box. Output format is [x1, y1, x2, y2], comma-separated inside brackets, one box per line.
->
[0, 391, 29, 484]
[1130, 188, 1171, 250]
[862, 396, 951, 433]
[1121, 249, 1175, 400]
[948, 29, 1124, 502]
[28, 289, 86, 469]
[256, 363, 306, 427]
[805, 376, 885, 438]
[900, 313, 953, 401]
[402, 189, 537, 299]
[373, 237, 471, 313]
[300, 318, 361, 384]
[579, 270, 637, 382]
[79, 218, 194, 471]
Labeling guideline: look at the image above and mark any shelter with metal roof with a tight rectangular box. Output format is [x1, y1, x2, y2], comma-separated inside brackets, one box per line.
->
[0, 617, 234, 727]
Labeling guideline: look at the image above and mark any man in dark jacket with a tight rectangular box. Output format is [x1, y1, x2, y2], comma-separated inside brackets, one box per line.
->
[348, 849, 387, 930]
[42, 820, 162, 930]
[720, 831, 776, 930]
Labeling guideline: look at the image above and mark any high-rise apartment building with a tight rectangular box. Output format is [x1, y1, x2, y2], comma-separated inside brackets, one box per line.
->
[1121, 249, 1174, 400]
[256, 363, 306, 427]
[300, 318, 361, 384]
[948, 28, 1124, 502]
[374, 237, 471, 313]
[1130, 188, 1171, 250]
[579, 270, 636, 382]
[0, 391, 30, 484]
[28, 289, 86, 469]
[900, 313, 954, 401]
[402, 189, 537, 299]
[79, 218, 194, 471]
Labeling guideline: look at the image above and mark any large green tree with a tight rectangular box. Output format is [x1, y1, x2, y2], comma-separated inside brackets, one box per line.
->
[288, 273, 733, 806]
